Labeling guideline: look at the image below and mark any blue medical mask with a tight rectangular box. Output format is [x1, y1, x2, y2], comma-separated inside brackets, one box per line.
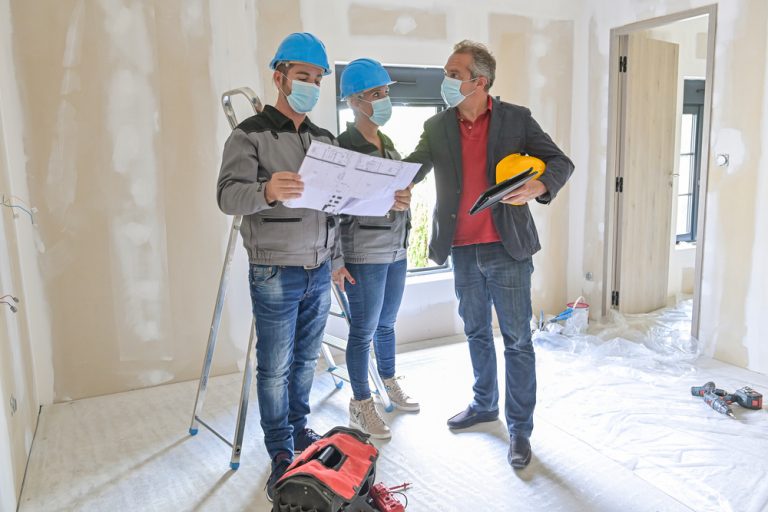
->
[359, 96, 392, 126]
[440, 76, 478, 108]
[280, 74, 321, 113]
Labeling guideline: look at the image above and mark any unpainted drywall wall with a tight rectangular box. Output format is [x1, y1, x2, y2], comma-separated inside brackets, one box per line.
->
[3, 0, 578, 402]
[4, 0, 266, 401]
[571, 0, 768, 375]
[490, 14, 574, 315]
[1, 83, 39, 512]
[0, 0, 44, 507]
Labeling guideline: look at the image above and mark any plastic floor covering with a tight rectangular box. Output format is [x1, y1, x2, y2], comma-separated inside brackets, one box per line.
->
[18, 301, 768, 511]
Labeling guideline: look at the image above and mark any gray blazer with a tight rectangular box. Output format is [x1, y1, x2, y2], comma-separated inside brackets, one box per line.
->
[405, 96, 574, 264]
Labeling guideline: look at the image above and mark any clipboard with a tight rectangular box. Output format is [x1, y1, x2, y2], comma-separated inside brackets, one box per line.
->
[469, 167, 537, 215]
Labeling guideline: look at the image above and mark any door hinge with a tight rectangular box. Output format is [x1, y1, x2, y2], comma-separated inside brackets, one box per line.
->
[611, 290, 620, 307]
[615, 176, 624, 193]
[619, 55, 628, 73]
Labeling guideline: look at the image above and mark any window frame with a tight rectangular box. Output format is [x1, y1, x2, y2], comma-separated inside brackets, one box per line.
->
[676, 79, 705, 244]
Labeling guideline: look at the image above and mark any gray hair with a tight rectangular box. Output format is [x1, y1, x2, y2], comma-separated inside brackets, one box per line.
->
[452, 40, 495, 91]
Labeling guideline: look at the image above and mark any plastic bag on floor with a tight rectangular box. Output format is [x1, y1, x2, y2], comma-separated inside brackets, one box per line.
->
[533, 299, 701, 374]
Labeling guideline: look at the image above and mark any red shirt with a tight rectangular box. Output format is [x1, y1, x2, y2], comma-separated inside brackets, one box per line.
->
[452, 97, 501, 247]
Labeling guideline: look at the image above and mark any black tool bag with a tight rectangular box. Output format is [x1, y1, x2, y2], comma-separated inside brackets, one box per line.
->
[273, 427, 378, 512]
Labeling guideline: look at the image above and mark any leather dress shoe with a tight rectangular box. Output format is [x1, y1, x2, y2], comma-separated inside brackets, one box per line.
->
[447, 405, 499, 429]
[508, 435, 532, 469]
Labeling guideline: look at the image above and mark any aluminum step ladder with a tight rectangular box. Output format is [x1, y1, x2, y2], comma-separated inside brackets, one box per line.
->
[188, 87, 390, 471]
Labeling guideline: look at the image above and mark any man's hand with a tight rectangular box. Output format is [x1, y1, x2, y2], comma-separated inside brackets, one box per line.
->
[264, 171, 304, 203]
[502, 180, 547, 205]
[332, 267, 355, 292]
[391, 183, 413, 211]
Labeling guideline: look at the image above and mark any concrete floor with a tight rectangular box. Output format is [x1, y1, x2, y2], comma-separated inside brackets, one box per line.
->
[17, 322, 768, 512]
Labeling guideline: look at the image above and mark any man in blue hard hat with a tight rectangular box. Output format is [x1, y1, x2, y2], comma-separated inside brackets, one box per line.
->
[406, 40, 574, 470]
[333, 58, 418, 441]
[216, 32, 339, 501]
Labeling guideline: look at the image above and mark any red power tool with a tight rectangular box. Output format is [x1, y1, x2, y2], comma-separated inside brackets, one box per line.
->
[369, 483, 406, 512]
[691, 381, 763, 417]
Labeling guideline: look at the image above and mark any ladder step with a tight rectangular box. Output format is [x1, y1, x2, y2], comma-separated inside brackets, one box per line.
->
[323, 334, 348, 351]
[328, 366, 350, 382]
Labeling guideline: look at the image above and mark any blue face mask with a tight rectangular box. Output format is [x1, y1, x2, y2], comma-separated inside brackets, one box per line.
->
[440, 76, 478, 108]
[280, 74, 321, 113]
[359, 96, 392, 126]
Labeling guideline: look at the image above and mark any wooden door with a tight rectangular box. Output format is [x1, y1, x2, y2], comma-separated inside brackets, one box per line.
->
[615, 33, 679, 314]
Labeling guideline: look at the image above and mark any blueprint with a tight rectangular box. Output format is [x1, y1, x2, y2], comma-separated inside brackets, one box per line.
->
[283, 141, 420, 216]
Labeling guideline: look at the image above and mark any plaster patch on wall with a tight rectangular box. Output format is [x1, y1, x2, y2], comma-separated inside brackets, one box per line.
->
[46, 0, 85, 215]
[181, 0, 205, 37]
[45, 101, 78, 214]
[61, 0, 85, 95]
[135, 369, 174, 387]
[101, 0, 172, 361]
[347, 5, 446, 40]
[393, 15, 417, 35]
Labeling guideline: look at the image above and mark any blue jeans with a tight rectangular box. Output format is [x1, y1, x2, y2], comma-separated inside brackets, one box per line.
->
[344, 259, 407, 400]
[248, 261, 331, 459]
[451, 243, 536, 438]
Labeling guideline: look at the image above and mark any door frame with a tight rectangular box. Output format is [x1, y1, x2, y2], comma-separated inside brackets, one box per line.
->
[602, 4, 717, 341]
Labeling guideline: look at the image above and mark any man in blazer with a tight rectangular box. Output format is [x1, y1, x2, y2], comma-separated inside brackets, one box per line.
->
[406, 40, 574, 469]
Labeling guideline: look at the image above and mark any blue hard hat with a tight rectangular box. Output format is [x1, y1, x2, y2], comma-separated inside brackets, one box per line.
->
[269, 32, 331, 75]
[340, 58, 395, 99]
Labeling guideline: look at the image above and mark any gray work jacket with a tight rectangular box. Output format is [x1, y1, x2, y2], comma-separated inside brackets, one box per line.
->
[337, 123, 409, 264]
[405, 97, 575, 264]
[217, 105, 341, 269]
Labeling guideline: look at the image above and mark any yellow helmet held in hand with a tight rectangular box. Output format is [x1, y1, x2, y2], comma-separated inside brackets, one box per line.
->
[495, 153, 545, 205]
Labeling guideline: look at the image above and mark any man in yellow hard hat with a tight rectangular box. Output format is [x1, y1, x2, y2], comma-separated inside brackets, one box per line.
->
[406, 40, 574, 470]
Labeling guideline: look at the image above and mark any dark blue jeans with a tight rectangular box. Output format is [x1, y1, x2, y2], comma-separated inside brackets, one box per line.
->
[451, 243, 536, 438]
[248, 261, 331, 459]
[344, 259, 407, 400]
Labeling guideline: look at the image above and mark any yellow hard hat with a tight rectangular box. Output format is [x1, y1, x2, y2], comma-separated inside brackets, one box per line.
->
[496, 153, 545, 183]
[495, 154, 545, 206]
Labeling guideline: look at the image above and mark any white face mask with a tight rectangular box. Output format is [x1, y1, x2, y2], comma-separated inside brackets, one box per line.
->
[278, 73, 321, 113]
[358, 96, 393, 126]
[440, 76, 478, 107]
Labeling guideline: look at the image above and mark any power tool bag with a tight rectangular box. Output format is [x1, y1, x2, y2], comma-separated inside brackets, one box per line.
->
[273, 427, 378, 512]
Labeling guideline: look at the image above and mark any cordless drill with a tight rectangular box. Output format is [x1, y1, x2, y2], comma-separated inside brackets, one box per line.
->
[691, 381, 763, 417]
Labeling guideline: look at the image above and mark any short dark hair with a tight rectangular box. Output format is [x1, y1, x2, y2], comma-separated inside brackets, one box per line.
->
[274, 62, 294, 74]
[452, 40, 496, 91]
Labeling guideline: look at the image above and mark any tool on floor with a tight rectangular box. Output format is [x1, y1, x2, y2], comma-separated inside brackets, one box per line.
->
[274, 427, 379, 512]
[690, 381, 763, 417]
[702, 390, 735, 418]
[370, 483, 408, 512]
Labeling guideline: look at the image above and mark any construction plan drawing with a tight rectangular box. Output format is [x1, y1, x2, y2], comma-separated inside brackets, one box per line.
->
[283, 141, 420, 216]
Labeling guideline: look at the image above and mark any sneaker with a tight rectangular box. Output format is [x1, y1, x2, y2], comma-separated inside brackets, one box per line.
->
[265, 452, 292, 502]
[383, 377, 420, 412]
[349, 398, 391, 439]
[293, 427, 322, 453]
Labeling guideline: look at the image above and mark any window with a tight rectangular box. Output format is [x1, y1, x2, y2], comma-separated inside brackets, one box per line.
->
[335, 64, 448, 272]
[676, 79, 704, 243]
